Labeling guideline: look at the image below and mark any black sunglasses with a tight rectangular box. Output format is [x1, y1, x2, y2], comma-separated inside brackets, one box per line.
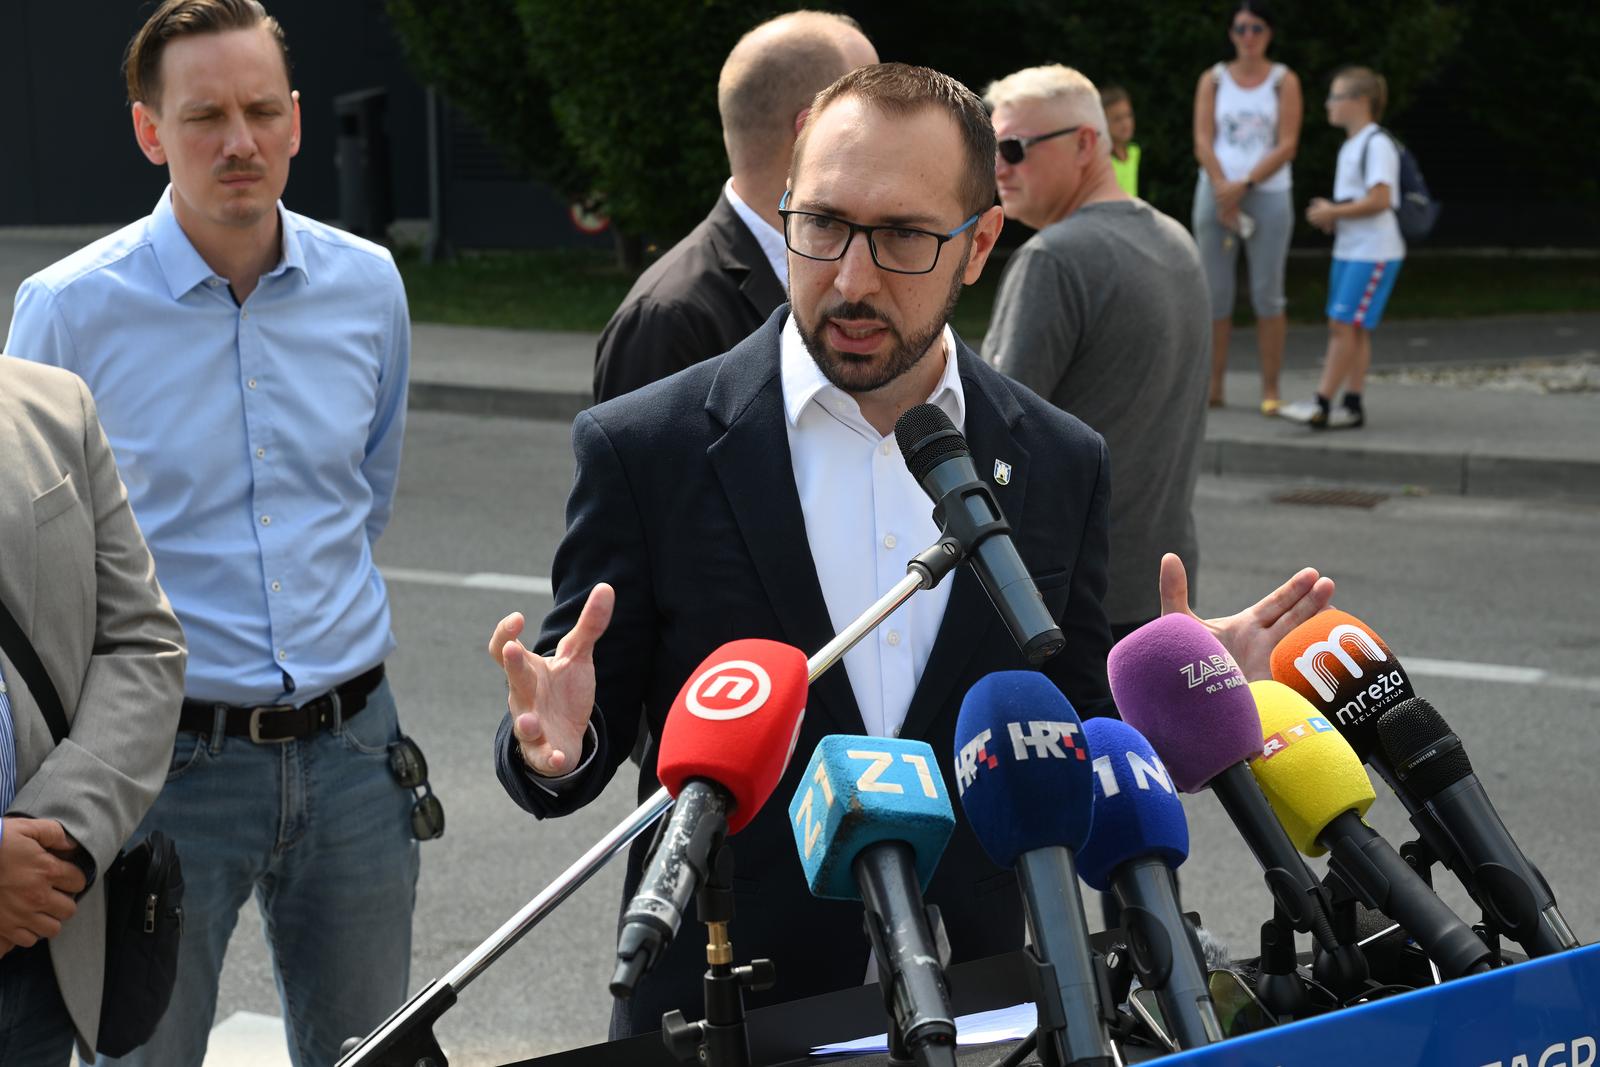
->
[997, 125, 1082, 165]
[1231, 21, 1268, 35]
[389, 734, 445, 841]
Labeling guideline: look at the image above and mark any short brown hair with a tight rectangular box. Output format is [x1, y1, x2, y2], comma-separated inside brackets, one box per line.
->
[124, 0, 292, 108]
[791, 63, 997, 217]
[1333, 65, 1388, 121]
[1100, 85, 1130, 110]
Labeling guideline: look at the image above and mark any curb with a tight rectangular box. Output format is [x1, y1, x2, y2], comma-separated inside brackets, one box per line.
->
[407, 383, 1600, 503]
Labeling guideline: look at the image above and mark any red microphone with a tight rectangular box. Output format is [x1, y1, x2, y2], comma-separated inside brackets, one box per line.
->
[613, 639, 810, 995]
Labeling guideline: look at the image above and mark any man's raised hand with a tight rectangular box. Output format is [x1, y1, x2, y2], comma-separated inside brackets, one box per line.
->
[1157, 553, 1334, 681]
[489, 583, 614, 778]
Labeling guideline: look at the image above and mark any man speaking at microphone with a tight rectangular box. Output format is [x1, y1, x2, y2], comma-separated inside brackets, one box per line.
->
[489, 63, 1333, 1038]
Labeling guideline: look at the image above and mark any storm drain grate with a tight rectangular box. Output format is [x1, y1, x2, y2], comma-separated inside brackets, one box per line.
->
[1271, 487, 1390, 509]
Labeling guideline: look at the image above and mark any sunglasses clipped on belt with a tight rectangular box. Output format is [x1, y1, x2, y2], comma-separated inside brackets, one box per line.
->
[388, 734, 445, 841]
[997, 125, 1082, 165]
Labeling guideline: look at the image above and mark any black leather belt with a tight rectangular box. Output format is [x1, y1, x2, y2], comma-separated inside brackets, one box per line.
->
[178, 664, 386, 743]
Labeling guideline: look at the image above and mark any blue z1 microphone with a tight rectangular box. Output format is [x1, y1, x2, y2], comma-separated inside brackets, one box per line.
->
[1078, 718, 1221, 1049]
[954, 671, 1116, 1067]
[789, 735, 957, 1067]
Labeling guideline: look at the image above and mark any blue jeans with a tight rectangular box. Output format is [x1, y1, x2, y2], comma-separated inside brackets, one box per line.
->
[94, 678, 420, 1067]
[0, 943, 74, 1065]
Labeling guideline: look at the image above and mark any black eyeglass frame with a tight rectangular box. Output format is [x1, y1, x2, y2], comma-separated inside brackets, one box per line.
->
[996, 125, 1083, 165]
[389, 734, 445, 841]
[776, 190, 981, 276]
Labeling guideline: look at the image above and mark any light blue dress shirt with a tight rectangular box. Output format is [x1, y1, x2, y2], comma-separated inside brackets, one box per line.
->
[0, 665, 15, 814]
[5, 188, 410, 706]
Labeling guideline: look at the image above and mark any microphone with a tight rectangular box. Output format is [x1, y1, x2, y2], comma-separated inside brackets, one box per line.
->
[788, 735, 958, 1067]
[1108, 616, 1353, 966]
[1078, 717, 1221, 1049]
[1377, 698, 1579, 957]
[612, 639, 810, 997]
[894, 405, 1064, 665]
[953, 672, 1117, 1067]
[1247, 681, 1495, 979]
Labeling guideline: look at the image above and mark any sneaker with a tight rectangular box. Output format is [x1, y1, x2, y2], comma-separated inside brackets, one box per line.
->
[1326, 407, 1365, 429]
[1278, 400, 1321, 424]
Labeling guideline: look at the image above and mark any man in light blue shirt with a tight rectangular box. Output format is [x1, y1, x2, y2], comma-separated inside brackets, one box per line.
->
[5, 2, 419, 1063]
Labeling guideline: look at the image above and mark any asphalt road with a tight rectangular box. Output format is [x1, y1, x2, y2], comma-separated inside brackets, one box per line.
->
[190, 409, 1600, 1067]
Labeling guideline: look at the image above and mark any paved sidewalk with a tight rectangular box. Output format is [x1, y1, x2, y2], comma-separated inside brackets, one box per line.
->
[409, 316, 1600, 502]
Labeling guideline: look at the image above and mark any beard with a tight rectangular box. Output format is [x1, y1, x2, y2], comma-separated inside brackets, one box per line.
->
[794, 245, 971, 395]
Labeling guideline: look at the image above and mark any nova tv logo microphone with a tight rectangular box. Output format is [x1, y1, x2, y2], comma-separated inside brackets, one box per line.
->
[1293, 624, 1389, 702]
[686, 660, 772, 721]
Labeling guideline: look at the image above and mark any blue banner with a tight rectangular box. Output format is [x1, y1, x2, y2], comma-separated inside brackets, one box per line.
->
[1164, 944, 1600, 1067]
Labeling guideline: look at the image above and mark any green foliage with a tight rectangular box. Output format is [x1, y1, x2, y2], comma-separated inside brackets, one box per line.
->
[384, 0, 591, 201]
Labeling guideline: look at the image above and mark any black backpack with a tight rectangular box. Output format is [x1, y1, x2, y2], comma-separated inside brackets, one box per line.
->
[1360, 127, 1441, 242]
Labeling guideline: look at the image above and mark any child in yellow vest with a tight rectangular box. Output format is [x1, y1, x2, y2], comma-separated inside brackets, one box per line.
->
[1102, 85, 1141, 197]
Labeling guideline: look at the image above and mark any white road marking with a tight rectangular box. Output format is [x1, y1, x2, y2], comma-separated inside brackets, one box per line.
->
[381, 567, 1600, 693]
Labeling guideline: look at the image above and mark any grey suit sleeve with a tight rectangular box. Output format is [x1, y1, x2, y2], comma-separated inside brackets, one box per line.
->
[981, 244, 1084, 400]
[10, 379, 187, 875]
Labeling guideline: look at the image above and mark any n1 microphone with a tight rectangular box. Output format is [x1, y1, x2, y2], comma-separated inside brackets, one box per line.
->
[612, 639, 810, 997]
[894, 405, 1064, 665]
[954, 672, 1117, 1067]
[789, 735, 957, 1067]
[1078, 718, 1221, 1050]
[1247, 681, 1495, 979]
[1109, 615, 1347, 956]
[1377, 698, 1579, 957]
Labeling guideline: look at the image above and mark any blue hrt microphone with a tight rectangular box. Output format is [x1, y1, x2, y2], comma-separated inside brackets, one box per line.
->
[954, 672, 1116, 1067]
[789, 736, 957, 1067]
[1079, 718, 1221, 1049]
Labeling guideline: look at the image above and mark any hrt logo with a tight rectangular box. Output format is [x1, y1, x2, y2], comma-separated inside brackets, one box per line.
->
[954, 728, 996, 795]
[1292, 624, 1388, 702]
[685, 660, 772, 720]
[1255, 715, 1335, 761]
[1091, 750, 1174, 797]
[1008, 720, 1086, 762]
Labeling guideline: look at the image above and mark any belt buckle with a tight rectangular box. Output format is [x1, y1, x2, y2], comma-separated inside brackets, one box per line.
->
[248, 704, 298, 744]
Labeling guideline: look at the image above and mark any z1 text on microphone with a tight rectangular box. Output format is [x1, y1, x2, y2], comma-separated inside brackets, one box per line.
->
[953, 671, 1117, 1067]
[789, 735, 959, 1067]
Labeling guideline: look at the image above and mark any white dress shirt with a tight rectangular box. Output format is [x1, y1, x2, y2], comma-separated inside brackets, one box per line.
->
[724, 179, 790, 288]
[780, 313, 964, 738]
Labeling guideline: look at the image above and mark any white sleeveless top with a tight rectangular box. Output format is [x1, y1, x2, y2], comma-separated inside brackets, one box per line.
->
[1209, 62, 1291, 192]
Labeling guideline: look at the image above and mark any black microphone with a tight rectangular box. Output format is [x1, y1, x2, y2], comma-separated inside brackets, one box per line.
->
[894, 405, 1064, 665]
[1378, 698, 1580, 957]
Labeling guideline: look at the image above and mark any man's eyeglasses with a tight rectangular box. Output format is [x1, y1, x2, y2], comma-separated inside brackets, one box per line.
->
[389, 734, 444, 841]
[997, 125, 1082, 165]
[777, 190, 980, 275]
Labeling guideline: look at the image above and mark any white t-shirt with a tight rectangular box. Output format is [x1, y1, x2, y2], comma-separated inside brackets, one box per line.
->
[1332, 124, 1406, 262]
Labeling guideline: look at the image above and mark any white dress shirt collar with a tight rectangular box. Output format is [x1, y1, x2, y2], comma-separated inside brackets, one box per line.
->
[723, 179, 790, 289]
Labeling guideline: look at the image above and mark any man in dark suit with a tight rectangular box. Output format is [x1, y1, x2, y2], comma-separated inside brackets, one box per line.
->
[592, 11, 877, 402]
[494, 64, 1335, 1037]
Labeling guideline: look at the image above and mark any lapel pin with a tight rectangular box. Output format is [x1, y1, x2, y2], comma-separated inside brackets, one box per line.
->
[993, 459, 1012, 486]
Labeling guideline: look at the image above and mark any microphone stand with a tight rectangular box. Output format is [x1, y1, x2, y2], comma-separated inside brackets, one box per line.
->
[660, 847, 776, 1067]
[337, 537, 967, 1067]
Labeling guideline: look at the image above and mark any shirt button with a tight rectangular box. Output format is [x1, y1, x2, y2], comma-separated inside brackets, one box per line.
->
[886, 630, 901, 647]
[883, 534, 897, 550]
[260, 515, 272, 526]
[242, 310, 250, 320]
[270, 580, 282, 592]
[207, 278, 220, 287]
[277, 649, 288, 661]
[879, 441, 892, 456]
[247, 378, 258, 390]
[256, 447, 266, 459]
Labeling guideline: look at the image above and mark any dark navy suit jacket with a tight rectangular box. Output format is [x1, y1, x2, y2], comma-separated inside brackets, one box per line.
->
[497, 306, 1115, 1037]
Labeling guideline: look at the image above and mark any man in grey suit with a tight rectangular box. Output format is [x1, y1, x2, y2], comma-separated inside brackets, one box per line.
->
[0, 355, 186, 1063]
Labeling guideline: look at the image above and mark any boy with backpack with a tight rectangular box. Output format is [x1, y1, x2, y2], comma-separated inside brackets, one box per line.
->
[1283, 66, 1408, 429]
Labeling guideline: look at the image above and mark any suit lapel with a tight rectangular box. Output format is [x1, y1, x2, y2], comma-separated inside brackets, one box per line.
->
[705, 313, 864, 735]
[0, 399, 49, 779]
[899, 344, 1030, 743]
[710, 194, 787, 323]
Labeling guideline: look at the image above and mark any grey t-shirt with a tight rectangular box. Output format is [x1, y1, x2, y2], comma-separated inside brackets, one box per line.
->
[982, 199, 1210, 625]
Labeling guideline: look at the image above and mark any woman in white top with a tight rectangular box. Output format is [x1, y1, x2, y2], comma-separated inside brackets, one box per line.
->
[1192, 0, 1303, 415]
